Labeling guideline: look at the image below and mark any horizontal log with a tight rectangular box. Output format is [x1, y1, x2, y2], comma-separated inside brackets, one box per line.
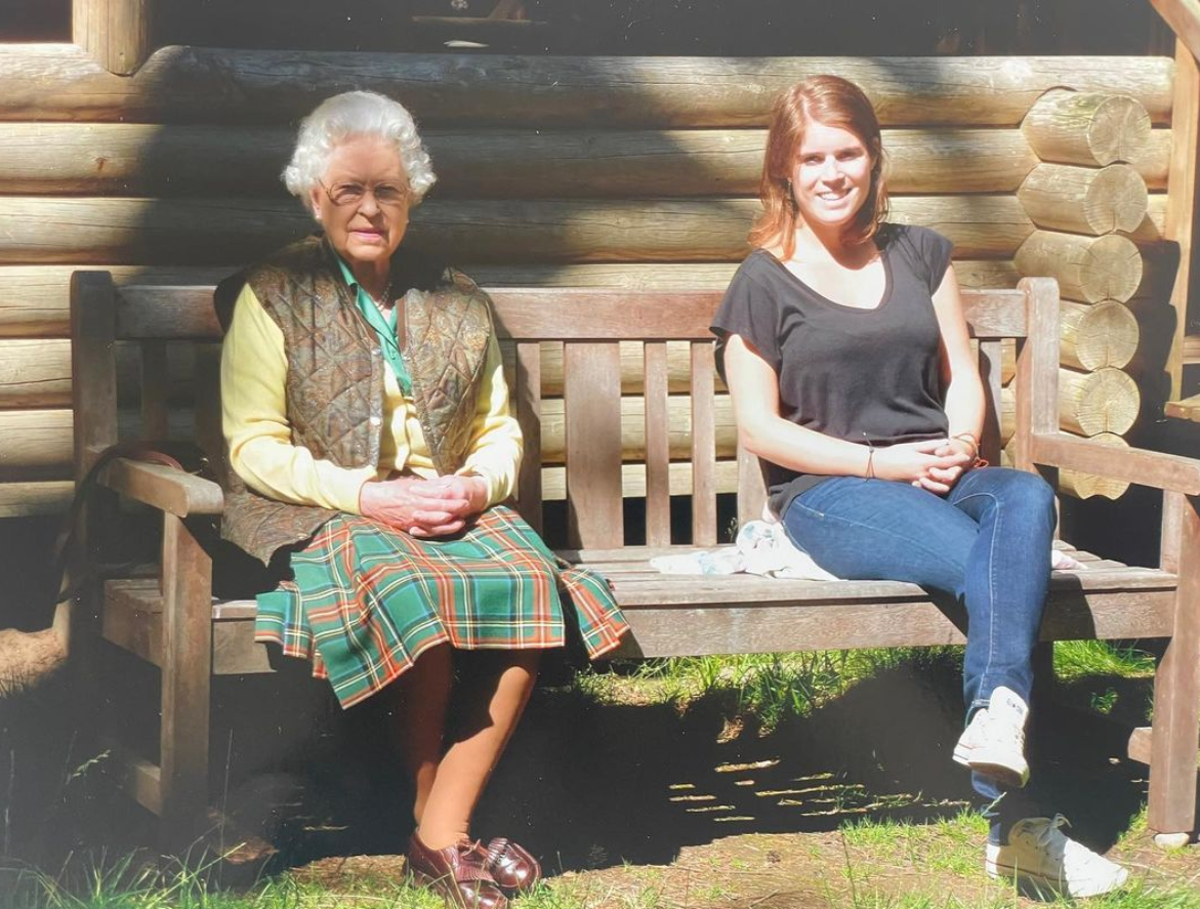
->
[543, 460, 738, 501]
[1023, 90, 1153, 167]
[1059, 300, 1140, 372]
[1017, 163, 1148, 235]
[0, 480, 73, 517]
[0, 409, 72, 481]
[539, 395, 735, 464]
[0, 124, 1048, 197]
[1058, 366, 1140, 436]
[502, 341, 727, 397]
[1056, 432, 1132, 500]
[0, 403, 742, 503]
[1127, 193, 1170, 243]
[0, 260, 1027, 337]
[1014, 230, 1143, 303]
[0, 339, 72, 407]
[994, 376, 1132, 443]
[0, 196, 1034, 266]
[0, 264, 233, 337]
[0, 45, 1174, 127]
[1144, 129, 1172, 190]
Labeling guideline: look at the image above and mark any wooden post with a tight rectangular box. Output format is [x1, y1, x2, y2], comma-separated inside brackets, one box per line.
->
[73, 0, 154, 76]
[1164, 38, 1200, 402]
[159, 513, 212, 845]
[1147, 494, 1200, 837]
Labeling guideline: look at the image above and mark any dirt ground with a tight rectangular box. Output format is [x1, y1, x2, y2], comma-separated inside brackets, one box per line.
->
[4, 654, 1198, 907]
[251, 660, 1199, 907]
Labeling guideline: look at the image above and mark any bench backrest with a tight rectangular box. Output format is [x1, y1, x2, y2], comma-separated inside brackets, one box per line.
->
[71, 275, 1045, 550]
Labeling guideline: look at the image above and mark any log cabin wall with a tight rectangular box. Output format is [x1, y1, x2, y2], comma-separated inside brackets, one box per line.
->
[0, 40, 1182, 516]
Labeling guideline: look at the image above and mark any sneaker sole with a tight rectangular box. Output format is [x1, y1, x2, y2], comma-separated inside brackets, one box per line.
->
[952, 746, 1029, 788]
[987, 859, 1128, 899]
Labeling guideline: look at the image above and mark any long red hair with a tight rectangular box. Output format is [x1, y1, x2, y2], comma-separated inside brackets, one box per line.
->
[748, 75, 888, 260]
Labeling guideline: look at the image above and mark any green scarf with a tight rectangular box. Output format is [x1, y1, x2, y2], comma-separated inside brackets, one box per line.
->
[335, 253, 412, 395]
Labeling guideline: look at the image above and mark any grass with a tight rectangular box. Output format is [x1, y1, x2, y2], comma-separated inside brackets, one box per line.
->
[569, 641, 1160, 733]
[0, 858, 445, 909]
[1053, 642, 1156, 683]
[571, 647, 963, 732]
[3, 643, 1189, 909]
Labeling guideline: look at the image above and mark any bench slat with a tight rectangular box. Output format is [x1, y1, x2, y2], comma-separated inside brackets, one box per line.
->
[140, 341, 170, 439]
[614, 583, 1176, 658]
[514, 341, 543, 533]
[644, 342, 672, 546]
[114, 285, 1028, 341]
[979, 337, 1003, 465]
[691, 341, 718, 546]
[564, 341, 624, 548]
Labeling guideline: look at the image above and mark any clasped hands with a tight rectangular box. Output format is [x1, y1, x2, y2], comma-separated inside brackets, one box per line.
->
[359, 473, 489, 537]
[870, 437, 978, 495]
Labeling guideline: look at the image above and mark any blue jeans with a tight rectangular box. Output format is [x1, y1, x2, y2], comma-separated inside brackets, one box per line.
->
[783, 467, 1057, 841]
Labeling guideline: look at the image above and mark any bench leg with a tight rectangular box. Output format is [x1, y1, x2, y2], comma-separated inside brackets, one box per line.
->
[1148, 494, 1200, 838]
[159, 515, 213, 850]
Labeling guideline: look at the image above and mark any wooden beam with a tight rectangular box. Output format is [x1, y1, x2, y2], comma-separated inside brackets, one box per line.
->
[1150, 0, 1200, 65]
[0, 46, 1175, 126]
[0, 196, 1035, 266]
[73, 0, 153, 76]
[1165, 38, 1200, 403]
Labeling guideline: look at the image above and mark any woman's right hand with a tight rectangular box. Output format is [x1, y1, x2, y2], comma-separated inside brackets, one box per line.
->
[359, 476, 473, 537]
[870, 439, 962, 486]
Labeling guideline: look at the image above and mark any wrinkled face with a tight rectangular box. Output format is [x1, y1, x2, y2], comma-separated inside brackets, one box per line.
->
[791, 120, 873, 232]
[310, 135, 410, 268]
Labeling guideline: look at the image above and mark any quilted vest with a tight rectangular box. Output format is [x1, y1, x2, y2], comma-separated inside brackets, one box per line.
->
[216, 236, 495, 565]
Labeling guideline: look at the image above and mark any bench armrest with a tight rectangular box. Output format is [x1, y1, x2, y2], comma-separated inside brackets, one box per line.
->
[98, 457, 225, 517]
[1031, 432, 1200, 496]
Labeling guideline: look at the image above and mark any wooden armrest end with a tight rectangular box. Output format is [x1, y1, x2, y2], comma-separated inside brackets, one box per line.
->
[1031, 433, 1200, 496]
[98, 458, 224, 517]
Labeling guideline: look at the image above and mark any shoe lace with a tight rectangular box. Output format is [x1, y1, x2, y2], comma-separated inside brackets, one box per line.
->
[1032, 814, 1071, 854]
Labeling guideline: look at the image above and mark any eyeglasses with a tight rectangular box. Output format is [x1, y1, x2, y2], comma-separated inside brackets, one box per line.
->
[319, 180, 411, 208]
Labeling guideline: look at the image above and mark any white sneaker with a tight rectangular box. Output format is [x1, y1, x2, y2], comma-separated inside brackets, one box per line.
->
[986, 815, 1129, 899]
[953, 686, 1030, 788]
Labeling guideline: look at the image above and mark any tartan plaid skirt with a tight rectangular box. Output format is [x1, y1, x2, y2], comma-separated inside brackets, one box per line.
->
[254, 505, 629, 708]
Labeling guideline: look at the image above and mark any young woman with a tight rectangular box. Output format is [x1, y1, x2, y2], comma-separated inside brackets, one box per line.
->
[712, 75, 1127, 899]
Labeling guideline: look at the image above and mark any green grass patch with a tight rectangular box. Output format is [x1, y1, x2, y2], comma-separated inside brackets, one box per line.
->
[1053, 641, 1156, 682]
[0, 859, 445, 909]
[841, 810, 988, 878]
[571, 647, 963, 731]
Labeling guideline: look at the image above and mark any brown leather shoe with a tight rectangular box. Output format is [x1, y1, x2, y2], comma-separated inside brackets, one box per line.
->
[484, 838, 542, 893]
[406, 834, 508, 909]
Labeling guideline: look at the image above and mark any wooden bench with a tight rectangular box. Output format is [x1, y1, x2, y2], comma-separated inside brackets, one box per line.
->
[70, 271, 1200, 847]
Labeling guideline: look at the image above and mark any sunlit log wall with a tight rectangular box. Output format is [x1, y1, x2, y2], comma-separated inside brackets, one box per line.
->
[0, 44, 1179, 514]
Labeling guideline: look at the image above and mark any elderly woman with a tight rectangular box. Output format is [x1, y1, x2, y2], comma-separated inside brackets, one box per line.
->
[216, 91, 629, 909]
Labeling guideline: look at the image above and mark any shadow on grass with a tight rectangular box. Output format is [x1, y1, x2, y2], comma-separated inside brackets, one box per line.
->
[0, 650, 1169, 884]
[188, 654, 1156, 876]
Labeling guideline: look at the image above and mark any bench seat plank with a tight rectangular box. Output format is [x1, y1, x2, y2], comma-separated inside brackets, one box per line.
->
[102, 552, 1177, 674]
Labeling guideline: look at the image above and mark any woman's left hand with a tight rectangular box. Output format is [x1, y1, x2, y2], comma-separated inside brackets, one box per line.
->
[915, 439, 976, 495]
[407, 475, 489, 536]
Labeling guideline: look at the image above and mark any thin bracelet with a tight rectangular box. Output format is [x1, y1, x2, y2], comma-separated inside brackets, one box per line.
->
[863, 435, 876, 480]
[952, 432, 979, 458]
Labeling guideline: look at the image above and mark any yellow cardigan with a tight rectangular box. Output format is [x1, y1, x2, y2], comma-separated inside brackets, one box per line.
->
[221, 284, 522, 514]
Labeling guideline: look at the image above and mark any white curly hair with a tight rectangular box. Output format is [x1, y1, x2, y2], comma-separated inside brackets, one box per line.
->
[282, 91, 436, 210]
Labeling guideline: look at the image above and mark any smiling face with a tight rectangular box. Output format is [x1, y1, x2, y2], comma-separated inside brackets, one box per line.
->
[310, 134, 410, 270]
[791, 120, 874, 235]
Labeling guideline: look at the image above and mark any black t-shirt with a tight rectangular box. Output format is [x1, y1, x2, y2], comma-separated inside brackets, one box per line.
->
[711, 223, 954, 516]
